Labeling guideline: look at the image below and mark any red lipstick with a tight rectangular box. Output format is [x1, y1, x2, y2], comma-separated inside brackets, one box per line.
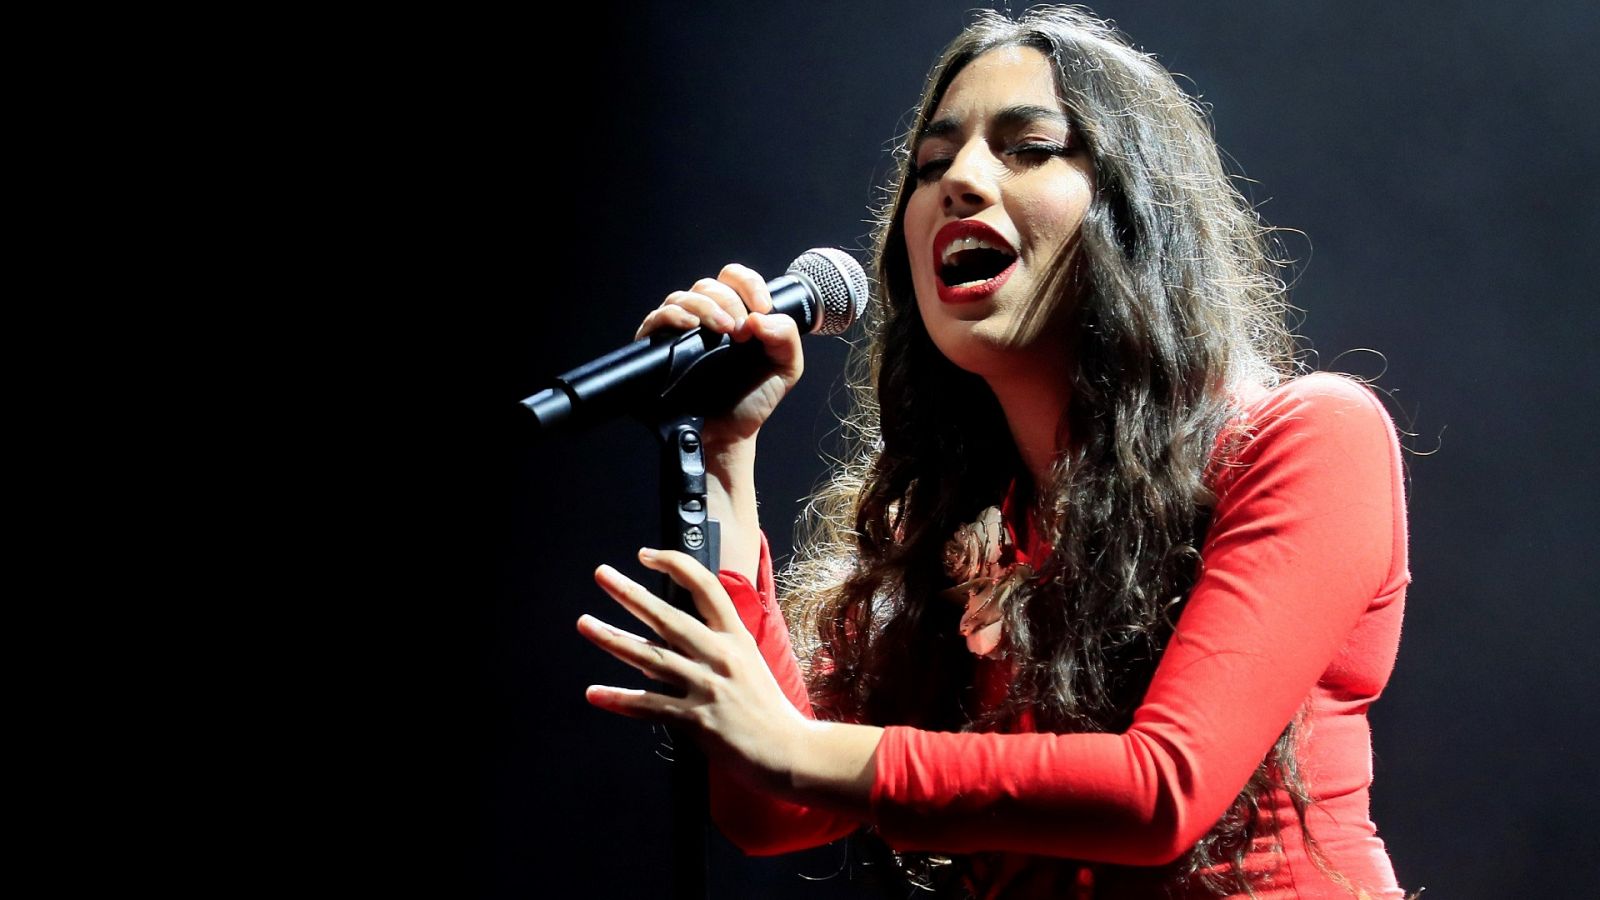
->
[932, 220, 1019, 305]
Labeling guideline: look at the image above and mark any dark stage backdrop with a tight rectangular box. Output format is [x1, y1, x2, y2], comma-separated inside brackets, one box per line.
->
[450, 2, 1600, 896]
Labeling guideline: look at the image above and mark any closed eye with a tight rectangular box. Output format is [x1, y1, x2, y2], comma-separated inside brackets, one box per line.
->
[914, 140, 1073, 184]
[1004, 142, 1071, 162]
[913, 158, 951, 182]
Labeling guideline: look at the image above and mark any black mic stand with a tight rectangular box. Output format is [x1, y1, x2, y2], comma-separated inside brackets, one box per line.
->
[653, 411, 716, 900]
[532, 323, 778, 898]
[527, 252, 864, 898]
[640, 329, 773, 900]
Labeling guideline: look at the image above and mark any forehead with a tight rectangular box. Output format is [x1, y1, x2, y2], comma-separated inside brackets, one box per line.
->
[932, 46, 1063, 120]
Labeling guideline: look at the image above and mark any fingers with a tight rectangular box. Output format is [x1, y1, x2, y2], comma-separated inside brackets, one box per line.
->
[593, 561, 719, 659]
[636, 285, 740, 342]
[635, 263, 773, 344]
[636, 548, 743, 636]
[739, 312, 804, 382]
[583, 684, 694, 722]
[717, 263, 774, 314]
[580, 548, 747, 724]
[633, 304, 701, 341]
[576, 613, 693, 686]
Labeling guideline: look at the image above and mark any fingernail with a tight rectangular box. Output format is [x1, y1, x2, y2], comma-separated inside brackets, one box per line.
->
[638, 547, 657, 560]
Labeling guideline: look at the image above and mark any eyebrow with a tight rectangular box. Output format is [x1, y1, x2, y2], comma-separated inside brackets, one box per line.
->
[915, 104, 1071, 150]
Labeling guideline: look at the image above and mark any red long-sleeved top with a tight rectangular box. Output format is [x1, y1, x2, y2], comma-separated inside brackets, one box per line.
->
[713, 373, 1409, 898]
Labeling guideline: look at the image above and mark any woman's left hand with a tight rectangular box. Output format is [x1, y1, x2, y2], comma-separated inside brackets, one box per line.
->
[577, 547, 810, 797]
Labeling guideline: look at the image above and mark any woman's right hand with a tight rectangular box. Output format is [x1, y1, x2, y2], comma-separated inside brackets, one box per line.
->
[634, 263, 805, 447]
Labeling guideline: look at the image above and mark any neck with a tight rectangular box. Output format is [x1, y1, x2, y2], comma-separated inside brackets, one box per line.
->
[984, 360, 1072, 492]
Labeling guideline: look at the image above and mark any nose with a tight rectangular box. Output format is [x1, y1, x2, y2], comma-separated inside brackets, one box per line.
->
[940, 139, 1001, 215]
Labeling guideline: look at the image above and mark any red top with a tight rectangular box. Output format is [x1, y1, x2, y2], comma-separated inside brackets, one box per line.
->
[713, 373, 1409, 898]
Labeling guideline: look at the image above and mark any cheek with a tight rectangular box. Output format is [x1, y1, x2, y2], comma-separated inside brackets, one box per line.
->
[902, 193, 932, 254]
[1018, 172, 1094, 254]
[903, 194, 938, 287]
[1024, 193, 1090, 251]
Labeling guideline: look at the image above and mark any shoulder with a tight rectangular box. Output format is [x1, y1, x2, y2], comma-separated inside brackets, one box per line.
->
[1203, 373, 1412, 604]
[1235, 371, 1392, 427]
[1225, 372, 1400, 459]
[1211, 372, 1406, 507]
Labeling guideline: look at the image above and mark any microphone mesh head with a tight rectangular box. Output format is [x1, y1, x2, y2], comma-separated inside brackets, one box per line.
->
[787, 248, 869, 336]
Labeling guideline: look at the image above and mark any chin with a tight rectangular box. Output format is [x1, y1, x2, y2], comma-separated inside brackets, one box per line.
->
[928, 321, 1019, 378]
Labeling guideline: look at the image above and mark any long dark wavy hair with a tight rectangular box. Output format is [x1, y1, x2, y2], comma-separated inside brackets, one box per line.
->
[776, 6, 1355, 897]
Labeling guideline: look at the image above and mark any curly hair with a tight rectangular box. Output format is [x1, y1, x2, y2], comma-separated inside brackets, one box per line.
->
[772, 5, 1358, 897]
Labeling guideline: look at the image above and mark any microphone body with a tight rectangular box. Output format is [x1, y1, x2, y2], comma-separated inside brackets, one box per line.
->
[522, 249, 867, 433]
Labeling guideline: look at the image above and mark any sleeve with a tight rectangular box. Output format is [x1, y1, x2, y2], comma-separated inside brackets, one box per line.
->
[712, 530, 863, 854]
[716, 530, 813, 718]
[868, 373, 1410, 866]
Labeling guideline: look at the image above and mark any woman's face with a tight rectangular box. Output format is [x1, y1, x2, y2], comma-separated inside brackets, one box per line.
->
[903, 46, 1095, 380]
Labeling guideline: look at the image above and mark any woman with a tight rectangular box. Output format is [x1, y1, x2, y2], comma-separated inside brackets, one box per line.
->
[576, 6, 1410, 898]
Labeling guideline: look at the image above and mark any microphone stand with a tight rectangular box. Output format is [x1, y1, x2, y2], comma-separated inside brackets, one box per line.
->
[653, 411, 716, 900]
[642, 328, 770, 900]
[539, 325, 779, 898]
[527, 252, 864, 897]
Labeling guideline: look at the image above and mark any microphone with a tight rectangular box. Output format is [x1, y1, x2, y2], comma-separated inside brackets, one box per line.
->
[521, 248, 869, 433]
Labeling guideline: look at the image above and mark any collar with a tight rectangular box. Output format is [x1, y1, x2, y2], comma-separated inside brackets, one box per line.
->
[1000, 476, 1048, 566]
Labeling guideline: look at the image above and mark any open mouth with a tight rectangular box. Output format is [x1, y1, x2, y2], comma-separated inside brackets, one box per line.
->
[939, 246, 1018, 287]
[932, 222, 1020, 303]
